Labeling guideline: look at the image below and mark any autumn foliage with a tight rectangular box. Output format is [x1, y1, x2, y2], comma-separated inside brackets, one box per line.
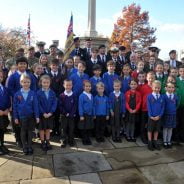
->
[110, 3, 156, 50]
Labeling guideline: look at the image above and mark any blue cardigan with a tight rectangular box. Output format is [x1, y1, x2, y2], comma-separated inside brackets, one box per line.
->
[37, 89, 57, 115]
[147, 94, 165, 117]
[109, 92, 126, 114]
[13, 89, 39, 119]
[0, 86, 11, 110]
[78, 92, 94, 116]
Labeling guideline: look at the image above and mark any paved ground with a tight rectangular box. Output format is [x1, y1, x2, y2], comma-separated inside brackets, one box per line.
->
[1, 133, 184, 184]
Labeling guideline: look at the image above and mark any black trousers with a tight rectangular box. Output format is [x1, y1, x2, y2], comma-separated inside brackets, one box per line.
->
[53, 107, 60, 134]
[95, 116, 106, 139]
[140, 111, 148, 139]
[61, 116, 75, 141]
[0, 129, 4, 146]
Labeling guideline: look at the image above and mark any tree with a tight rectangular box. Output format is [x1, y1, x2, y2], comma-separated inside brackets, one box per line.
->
[110, 3, 156, 50]
[0, 25, 27, 59]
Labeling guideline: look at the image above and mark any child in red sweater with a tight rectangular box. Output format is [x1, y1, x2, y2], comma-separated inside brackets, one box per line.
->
[125, 79, 141, 142]
[131, 60, 144, 79]
[139, 72, 155, 144]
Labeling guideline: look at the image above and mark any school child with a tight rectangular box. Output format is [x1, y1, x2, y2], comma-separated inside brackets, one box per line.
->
[13, 74, 39, 155]
[48, 59, 65, 136]
[147, 80, 165, 151]
[163, 82, 179, 149]
[131, 60, 145, 79]
[119, 64, 131, 94]
[163, 62, 170, 78]
[125, 79, 141, 142]
[65, 57, 76, 78]
[109, 80, 125, 142]
[169, 67, 178, 78]
[57, 51, 67, 78]
[73, 55, 80, 71]
[37, 75, 57, 151]
[70, 61, 89, 97]
[144, 55, 156, 73]
[59, 79, 77, 147]
[89, 64, 103, 96]
[7, 57, 36, 147]
[39, 54, 50, 74]
[93, 82, 109, 142]
[176, 65, 184, 142]
[78, 80, 94, 145]
[0, 70, 11, 155]
[155, 62, 166, 93]
[102, 60, 119, 96]
[139, 72, 155, 144]
[32, 63, 43, 91]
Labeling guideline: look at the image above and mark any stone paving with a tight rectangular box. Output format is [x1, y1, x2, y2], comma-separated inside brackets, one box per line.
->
[1, 133, 184, 184]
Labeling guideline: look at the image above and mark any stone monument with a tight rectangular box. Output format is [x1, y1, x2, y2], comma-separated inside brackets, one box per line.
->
[80, 0, 109, 48]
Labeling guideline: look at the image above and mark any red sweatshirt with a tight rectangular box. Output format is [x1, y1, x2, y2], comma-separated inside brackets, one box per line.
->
[125, 90, 142, 112]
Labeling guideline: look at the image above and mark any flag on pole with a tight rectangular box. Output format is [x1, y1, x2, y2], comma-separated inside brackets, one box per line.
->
[64, 13, 75, 61]
[27, 14, 31, 46]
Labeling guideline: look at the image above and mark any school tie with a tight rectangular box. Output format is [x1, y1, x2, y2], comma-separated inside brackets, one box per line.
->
[156, 94, 159, 100]
[0, 86, 3, 95]
[169, 94, 172, 100]
[54, 73, 57, 77]
[87, 48, 90, 55]
[102, 55, 105, 62]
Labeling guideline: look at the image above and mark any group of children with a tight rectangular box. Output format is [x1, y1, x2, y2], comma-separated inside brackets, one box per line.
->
[0, 53, 184, 155]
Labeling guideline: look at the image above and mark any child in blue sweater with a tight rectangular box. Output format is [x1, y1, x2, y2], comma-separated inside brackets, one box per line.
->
[94, 82, 109, 142]
[13, 74, 39, 155]
[109, 79, 126, 142]
[147, 80, 165, 151]
[102, 60, 119, 96]
[0, 70, 11, 155]
[163, 82, 179, 149]
[70, 61, 89, 97]
[37, 75, 57, 151]
[78, 80, 94, 145]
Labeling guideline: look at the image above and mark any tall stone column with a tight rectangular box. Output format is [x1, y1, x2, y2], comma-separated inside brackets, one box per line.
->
[85, 0, 98, 37]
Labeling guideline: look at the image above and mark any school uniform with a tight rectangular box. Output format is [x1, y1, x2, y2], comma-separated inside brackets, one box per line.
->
[59, 91, 77, 143]
[93, 95, 109, 140]
[155, 73, 166, 94]
[131, 70, 142, 79]
[66, 68, 77, 79]
[147, 93, 165, 132]
[97, 54, 108, 74]
[89, 76, 102, 96]
[129, 62, 136, 71]
[78, 92, 94, 144]
[102, 72, 119, 96]
[13, 89, 39, 150]
[32, 74, 41, 91]
[0, 84, 11, 155]
[69, 72, 89, 97]
[111, 57, 123, 75]
[109, 91, 126, 140]
[119, 75, 131, 94]
[37, 89, 57, 130]
[138, 83, 152, 143]
[125, 90, 141, 138]
[163, 93, 179, 128]
[7, 71, 36, 97]
[144, 63, 155, 73]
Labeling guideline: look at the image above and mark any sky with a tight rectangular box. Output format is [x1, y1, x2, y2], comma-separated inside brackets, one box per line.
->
[0, 0, 184, 59]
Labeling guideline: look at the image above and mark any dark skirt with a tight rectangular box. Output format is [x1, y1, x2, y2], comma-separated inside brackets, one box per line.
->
[163, 114, 176, 128]
[19, 116, 35, 131]
[0, 115, 10, 130]
[148, 118, 161, 132]
[39, 116, 54, 130]
[78, 115, 94, 130]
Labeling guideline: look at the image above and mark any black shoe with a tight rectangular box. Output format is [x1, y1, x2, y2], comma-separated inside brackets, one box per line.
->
[153, 140, 161, 150]
[86, 138, 92, 145]
[46, 141, 52, 150]
[96, 137, 101, 143]
[28, 147, 33, 155]
[69, 139, 75, 147]
[61, 140, 67, 148]
[116, 137, 122, 143]
[148, 141, 154, 151]
[0, 147, 5, 155]
[126, 137, 131, 142]
[100, 137, 105, 142]
[23, 148, 28, 155]
[167, 143, 172, 149]
[41, 142, 47, 151]
[112, 137, 116, 142]
[163, 142, 168, 149]
[131, 137, 136, 142]
[16, 141, 23, 148]
[1, 145, 9, 154]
